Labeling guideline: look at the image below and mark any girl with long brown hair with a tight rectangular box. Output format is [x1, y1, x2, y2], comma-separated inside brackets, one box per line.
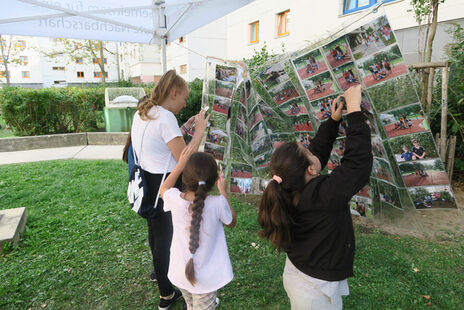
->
[160, 145, 236, 310]
[130, 69, 209, 310]
[258, 85, 372, 310]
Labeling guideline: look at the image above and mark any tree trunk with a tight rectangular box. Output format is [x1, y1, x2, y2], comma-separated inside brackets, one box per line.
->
[421, 1, 439, 108]
[4, 61, 10, 86]
[99, 41, 106, 84]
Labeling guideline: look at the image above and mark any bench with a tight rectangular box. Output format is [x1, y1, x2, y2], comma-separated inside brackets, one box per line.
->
[0, 207, 27, 254]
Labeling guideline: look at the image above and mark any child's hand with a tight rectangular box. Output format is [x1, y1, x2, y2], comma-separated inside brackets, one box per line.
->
[178, 144, 196, 168]
[331, 95, 344, 122]
[217, 172, 227, 196]
[344, 85, 362, 114]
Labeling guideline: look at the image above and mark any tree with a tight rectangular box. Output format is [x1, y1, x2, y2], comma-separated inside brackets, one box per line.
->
[41, 39, 114, 84]
[0, 35, 22, 86]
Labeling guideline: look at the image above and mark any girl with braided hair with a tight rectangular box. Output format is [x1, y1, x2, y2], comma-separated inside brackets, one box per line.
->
[160, 145, 236, 310]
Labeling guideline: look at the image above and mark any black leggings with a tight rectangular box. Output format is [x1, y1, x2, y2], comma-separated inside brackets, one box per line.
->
[146, 171, 182, 297]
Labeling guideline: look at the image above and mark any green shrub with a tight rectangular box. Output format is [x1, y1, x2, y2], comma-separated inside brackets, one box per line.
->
[0, 87, 105, 136]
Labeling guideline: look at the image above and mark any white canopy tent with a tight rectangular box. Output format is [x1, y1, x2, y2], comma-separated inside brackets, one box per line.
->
[0, 0, 255, 72]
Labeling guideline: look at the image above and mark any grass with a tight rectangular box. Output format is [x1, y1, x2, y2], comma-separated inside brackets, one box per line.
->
[0, 114, 14, 138]
[1, 160, 464, 310]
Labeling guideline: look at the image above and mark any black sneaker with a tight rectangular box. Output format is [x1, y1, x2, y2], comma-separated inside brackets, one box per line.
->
[150, 270, 157, 282]
[158, 288, 182, 310]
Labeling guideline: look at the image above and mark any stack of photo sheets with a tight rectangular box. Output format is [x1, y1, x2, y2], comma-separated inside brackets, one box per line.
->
[200, 14, 457, 219]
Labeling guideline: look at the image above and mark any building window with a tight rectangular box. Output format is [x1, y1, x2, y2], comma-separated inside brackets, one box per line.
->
[0, 71, 9, 78]
[343, 0, 395, 15]
[180, 64, 187, 74]
[93, 58, 107, 64]
[179, 36, 185, 43]
[277, 10, 290, 37]
[94, 71, 108, 78]
[52, 66, 65, 71]
[76, 58, 83, 64]
[54, 80, 67, 85]
[77, 71, 84, 78]
[22, 71, 30, 78]
[16, 40, 26, 50]
[19, 56, 28, 65]
[249, 21, 259, 44]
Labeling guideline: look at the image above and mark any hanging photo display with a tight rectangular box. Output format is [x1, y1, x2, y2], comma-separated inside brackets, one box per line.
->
[201, 14, 456, 213]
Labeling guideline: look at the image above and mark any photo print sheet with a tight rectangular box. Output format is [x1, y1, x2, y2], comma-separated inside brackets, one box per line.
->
[201, 14, 456, 213]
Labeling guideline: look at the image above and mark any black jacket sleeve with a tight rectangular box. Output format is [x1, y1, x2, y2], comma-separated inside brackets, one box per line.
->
[308, 117, 340, 169]
[319, 111, 373, 209]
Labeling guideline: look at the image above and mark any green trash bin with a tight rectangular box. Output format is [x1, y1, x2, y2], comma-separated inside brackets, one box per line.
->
[104, 94, 140, 132]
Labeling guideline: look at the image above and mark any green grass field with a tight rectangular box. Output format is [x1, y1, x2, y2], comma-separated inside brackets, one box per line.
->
[0, 114, 14, 138]
[1, 160, 463, 309]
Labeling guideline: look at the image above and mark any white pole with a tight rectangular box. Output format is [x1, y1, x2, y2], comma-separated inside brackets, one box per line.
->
[153, 1, 167, 74]
[162, 38, 167, 73]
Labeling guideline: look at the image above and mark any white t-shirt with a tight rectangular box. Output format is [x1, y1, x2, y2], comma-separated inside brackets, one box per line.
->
[163, 188, 234, 294]
[131, 106, 182, 174]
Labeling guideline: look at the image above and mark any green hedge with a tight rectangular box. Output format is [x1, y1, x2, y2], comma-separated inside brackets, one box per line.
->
[0, 79, 203, 137]
[0, 87, 105, 136]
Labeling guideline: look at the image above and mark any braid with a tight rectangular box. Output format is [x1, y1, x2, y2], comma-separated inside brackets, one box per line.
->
[185, 184, 208, 285]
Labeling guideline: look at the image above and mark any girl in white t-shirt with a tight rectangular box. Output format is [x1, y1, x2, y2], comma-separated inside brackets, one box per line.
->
[160, 145, 237, 310]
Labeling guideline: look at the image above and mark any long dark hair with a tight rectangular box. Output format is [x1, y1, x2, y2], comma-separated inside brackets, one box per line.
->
[258, 142, 311, 251]
[182, 152, 218, 285]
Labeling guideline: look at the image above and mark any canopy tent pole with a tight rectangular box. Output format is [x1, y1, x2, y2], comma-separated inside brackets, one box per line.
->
[153, 1, 168, 74]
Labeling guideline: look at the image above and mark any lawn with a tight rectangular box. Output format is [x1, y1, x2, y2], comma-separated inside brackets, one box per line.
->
[0, 114, 14, 138]
[1, 160, 463, 310]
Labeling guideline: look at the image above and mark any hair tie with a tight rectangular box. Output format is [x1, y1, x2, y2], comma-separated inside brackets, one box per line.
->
[198, 181, 206, 186]
[272, 175, 282, 184]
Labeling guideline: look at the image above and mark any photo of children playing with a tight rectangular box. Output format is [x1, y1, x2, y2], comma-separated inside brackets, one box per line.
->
[372, 158, 394, 184]
[292, 48, 328, 80]
[207, 128, 228, 147]
[350, 196, 373, 218]
[249, 106, 264, 130]
[212, 95, 231, 115]
[399, 159, 448, 187]
[409, 185, 457, 209]
[260, 104, 278, 118]
[231, 163, 253, 178]
[333, 62, 360, 90]
[311, 95, 341, 121]
[356, 44, 408, 87]
[268, 81, 299, 105]
[390, 133, 438, 163]
[271, 133, 296, 150]
[215, 80, 235, 98]
[278, 97, 309, 116]
[372, 136, 387, 159]
[380, 104, 427, 138]
[322, 36, 353, 68]
[368, 75, 418, 113]
[378, 180, 402, 209]
[250, 121, 267, 144]
[333, 138, 346, 157]
[252, 136, 273, 154]
[204, 142, 225, 161]
[302, 71, 340, 101]
[347, 15, 396, 60]
[230, 177, 252, 194]
[258, 63, 290, 89]
[291, 115, 314, 132]
[234, 119, 248, 141]
[254, 151, 272, 168]
[216, 64, 237, 83]
[296, 132, 314, 150]
[358, 184, 373, 198]
[237, 103, 247, 123]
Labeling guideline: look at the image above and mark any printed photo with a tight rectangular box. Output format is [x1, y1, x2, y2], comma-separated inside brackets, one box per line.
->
[204, 142, 225, 161]
[249, 105, 264, 130]
[378, 180, 402, 209]
[279, 97, 309, 116]
[234, 118, 248, 141]
[216, 64, 237, 83]
[209, 111, 228, 131]
[252, 136, 273, 154]
[230, 134, 250, 163]
[399, 159, 448, 187]
[264, 117, 294, 134]
[380, 104, 428, 138]
[271, 133, 295, 150]
[409, 185, 457, 209]
[231, 163, 253, 178]
[237, 103, 247, 123]
[250, 121, 267, 145]
[296, 132, 314, 150]
[328, 153, 341, 171]
[292, 115, 314, 132]
[230, 178, 252, 194]
[372, 158, 394, 184]
[389, 132, 438, 163]
[358, 183, 373, 198]
[212, 95, 231, 115]
[215, 80, 235, 99]
[255, 151, 273, 168]
[292, 49, 328, 80]
[247, 90, 257, 111]
[333, 62, 360, 90]
[350, 196, 373, 218]
[258, 178, 271, 193]
[361, 91, 373, 112]
[311, 95, 339, 121]
[333, 138, 346, 157]
[206, 128, 228, 147]
[240, 85, 247, 107]
[363, 110, 380, 136]
[367, 75, 419, 113]
[268, 81, 300, 105]
[261, 104, 279, 118]
[258, 63, 289, 89]
[302, 71, 340, 101]
[372, 136, 387, 159]
[322, 36, 353, 69]
[347, 15, 397, 60]
[356, 44, 408, 88]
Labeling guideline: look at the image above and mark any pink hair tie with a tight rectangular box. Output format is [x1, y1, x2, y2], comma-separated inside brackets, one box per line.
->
[272, 175, 282, 184]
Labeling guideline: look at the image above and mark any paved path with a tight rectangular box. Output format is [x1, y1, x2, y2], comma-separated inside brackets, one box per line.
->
[0, 145, 124, 165]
